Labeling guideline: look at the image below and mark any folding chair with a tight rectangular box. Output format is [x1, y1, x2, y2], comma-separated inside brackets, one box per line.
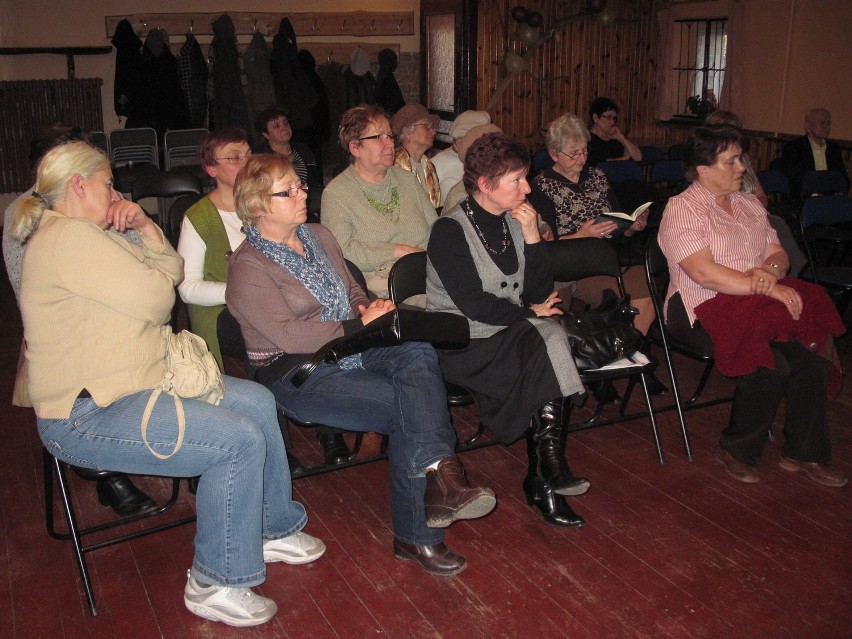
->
[109, 127, 160, 193]
[131, 170, 203, 228]
[801, 170, 848, 198]
[597, 159, 644, 184]
[800, 195, 852, 316]
[652, 159, 687, 197]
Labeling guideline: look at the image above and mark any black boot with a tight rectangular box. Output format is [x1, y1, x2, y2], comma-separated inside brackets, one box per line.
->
[318, 430, 351, 465]
[523, 432, 586, 527]
[530, 400, 591, 496]
[96, 475, 158, 517]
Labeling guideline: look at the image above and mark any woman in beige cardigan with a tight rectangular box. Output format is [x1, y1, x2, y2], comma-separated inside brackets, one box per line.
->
[14, 141, 323, 627]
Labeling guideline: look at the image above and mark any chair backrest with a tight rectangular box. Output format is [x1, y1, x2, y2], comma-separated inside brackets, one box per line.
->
[131, 170, 203, 203]
[109, 127, 159, 168]
[756, 169, 790, 197]
[548, 239, 625, 295]
[597, 159, 644, 184]
[800, 194, 852, 230]
[639, 145, 665, 166]
[88, 131, 109, 157]
[667, 144, 686, 160]
[801, 170, 847, 197]
[163, 128, 208, 171]
[530, 147, 555, 176]
[652, 159, 686, 185]
[344, 259, 369, 297]
[166, 193, 203, 247]
[387, 252, 428, 303]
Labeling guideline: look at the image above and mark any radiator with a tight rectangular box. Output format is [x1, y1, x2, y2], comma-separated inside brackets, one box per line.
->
[0, 78, 103, 194]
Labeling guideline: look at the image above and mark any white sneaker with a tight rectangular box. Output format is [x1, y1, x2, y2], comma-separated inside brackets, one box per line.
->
[184, 572, 277, 627]
[263, 531, 326, 565]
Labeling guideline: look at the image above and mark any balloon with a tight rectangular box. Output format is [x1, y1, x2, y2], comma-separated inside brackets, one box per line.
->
[504, 53, 525, 74]
[519, 24, 539, 46]
[511, 6, 529, 23]
[527, 11, 544, 27]
[586, 0, 607, 14]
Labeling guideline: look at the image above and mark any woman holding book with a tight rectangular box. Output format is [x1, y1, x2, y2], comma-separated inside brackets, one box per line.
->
[528, 113, 655, 334]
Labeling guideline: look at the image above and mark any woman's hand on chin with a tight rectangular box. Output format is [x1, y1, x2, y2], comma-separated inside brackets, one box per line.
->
[107, 200, 153, 233]
[359, 299, 397, 325]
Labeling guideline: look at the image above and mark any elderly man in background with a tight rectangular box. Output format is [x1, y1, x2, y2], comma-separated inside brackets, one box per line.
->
[778, 108, 850, 198]
[431, 110, 492, 203]
[392, 104, 442, 209]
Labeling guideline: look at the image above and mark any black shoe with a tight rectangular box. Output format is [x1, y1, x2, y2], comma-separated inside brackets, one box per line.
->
[318, 432, 351, 465]
[287, 451, 305, 477]
[522, 476, 586, 527]
[96, 475, 158, 517]
[393, 538, 467, 576]
[531, 401, 591, 496]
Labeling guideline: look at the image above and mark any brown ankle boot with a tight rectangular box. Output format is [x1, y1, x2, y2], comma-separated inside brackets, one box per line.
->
[424, 457, 496, 528]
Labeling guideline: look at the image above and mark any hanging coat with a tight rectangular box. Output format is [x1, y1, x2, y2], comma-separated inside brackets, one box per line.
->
[111, 19, 145, 126]
[209, 14, 251, 132]
[242, 30, 275, 144]
[139, 29, 191, 141]
[270, 18, 317, 130]
[177, 33, 209, 128]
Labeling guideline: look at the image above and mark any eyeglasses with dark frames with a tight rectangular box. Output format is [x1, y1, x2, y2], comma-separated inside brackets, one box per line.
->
[558, 148, 589, 160]
[269, 182, 309, 198]
[358, 132, 397, 143]
[411, 122, 437, 131]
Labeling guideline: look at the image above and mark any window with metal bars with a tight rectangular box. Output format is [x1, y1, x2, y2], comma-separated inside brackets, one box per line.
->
[671, 18, 728, 119]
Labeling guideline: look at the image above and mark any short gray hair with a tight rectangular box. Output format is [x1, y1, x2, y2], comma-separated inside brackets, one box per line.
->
[545, 113, 590, 152]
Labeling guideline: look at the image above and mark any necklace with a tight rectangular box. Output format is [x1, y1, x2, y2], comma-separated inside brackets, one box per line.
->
[462, 199, 510, 255]
[362, 185, 400, 223]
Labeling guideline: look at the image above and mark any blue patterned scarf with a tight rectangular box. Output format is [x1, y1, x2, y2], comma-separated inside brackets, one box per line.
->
[244, 224, 362, 369]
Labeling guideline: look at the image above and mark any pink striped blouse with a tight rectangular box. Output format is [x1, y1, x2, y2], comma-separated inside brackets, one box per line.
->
[658, 180, 780, 325]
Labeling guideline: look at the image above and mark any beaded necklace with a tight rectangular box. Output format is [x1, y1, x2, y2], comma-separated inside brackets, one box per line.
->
[461, 198, 510, 255]
[361, 185, 400, 222]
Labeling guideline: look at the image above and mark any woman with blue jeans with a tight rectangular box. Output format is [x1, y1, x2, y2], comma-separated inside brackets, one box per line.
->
[16, 141, 322, 627]
[226, 154, 496, 577]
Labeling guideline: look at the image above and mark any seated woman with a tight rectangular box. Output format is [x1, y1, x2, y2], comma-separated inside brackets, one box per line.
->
[392, 103, 442, 209]
[427, 131, 590, 527]
[659, 125, 846, 487]
[15, 141, 322, 628]
[587, 97, 642, 165]
[322, 104, 438, 299]
[225, 154, 496, 576]
[527, 113, 655, 335]
[178, 130, 348, 466]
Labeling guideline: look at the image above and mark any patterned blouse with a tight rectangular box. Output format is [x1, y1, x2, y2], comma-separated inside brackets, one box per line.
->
[394, 147, 442, 209]
[528, 165, 618, 238]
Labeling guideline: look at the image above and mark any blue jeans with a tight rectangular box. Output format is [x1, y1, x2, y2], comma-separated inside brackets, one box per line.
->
[270, 342, 457, 545]
[37, 375, 307, 588]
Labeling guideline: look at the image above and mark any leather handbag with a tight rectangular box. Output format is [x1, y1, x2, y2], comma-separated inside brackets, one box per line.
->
[291, 309, 469, 387]
[561, 291, 643, 371]
[142, 329, 225, 459]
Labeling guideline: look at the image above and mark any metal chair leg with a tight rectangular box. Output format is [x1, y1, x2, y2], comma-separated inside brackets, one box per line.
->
[639, 374, 665, 465]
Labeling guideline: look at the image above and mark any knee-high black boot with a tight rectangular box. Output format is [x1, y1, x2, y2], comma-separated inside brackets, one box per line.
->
[530, 399, 591, 496]
[522, 422, 586, 528]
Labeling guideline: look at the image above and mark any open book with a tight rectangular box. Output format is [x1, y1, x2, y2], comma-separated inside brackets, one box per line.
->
[602, 201, 653, 222]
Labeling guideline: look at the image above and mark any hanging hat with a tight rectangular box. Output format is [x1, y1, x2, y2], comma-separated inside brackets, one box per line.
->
[391, 104, 440, 136]
[349, 48, 371, 77]
[448, 110, 491, 139]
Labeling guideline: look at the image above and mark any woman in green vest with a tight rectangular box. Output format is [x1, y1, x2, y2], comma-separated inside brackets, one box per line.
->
[177, 130, 350, 467]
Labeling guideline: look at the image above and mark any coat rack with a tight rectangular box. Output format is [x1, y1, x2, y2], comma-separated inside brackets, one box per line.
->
[105, 12, 415, 40]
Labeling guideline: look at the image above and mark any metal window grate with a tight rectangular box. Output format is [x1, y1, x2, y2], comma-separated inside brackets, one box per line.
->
[672, 18, 727, 119]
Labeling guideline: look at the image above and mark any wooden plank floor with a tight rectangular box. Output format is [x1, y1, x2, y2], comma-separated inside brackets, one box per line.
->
[0, 268, 849, 638]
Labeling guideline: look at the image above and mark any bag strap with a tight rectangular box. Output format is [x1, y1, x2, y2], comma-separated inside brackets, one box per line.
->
[141, 386, 186, 460]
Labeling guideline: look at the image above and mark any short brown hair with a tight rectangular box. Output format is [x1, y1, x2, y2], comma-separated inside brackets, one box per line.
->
[462, 132, 530, 194]
[233, 154, 296, 225]
[338, 104, 389, 163]
[199, 129, 249, 168]
[683, 125, 744, 181]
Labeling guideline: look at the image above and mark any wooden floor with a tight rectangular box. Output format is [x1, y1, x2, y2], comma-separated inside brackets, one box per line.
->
[0, 272, 850, 639]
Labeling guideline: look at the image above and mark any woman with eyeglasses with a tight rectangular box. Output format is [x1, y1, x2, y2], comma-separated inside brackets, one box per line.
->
[226, 153, 496, 576]
[322, 104, 438, 298]
[391, 103, 442, 209]
[527, 113, 655, 335]
[588, 97, 642, 165]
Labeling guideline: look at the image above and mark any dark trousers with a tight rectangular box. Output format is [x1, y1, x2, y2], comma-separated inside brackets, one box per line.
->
[666, 293, 832, 466]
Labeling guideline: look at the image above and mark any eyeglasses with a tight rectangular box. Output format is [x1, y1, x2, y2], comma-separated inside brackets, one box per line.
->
[216, 153, 251, 165]
[358, 132, 397, 143]
[269, 182, 309, 198]
[558, 148, 589, 160]
[411, 122, 437, 131]
[600, 114, 619, 122]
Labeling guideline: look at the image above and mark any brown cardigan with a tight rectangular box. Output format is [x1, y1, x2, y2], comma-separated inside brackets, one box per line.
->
[226, 224, 369, 378]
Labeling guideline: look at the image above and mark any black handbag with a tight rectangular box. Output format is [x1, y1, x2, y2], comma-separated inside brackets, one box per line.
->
[560, 290, 643, 371]
[291, 309, 469, 387]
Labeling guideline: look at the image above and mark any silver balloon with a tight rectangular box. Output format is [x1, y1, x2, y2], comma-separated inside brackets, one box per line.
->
[519, 24, 539, 46]
[504, 52, 525, 74]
